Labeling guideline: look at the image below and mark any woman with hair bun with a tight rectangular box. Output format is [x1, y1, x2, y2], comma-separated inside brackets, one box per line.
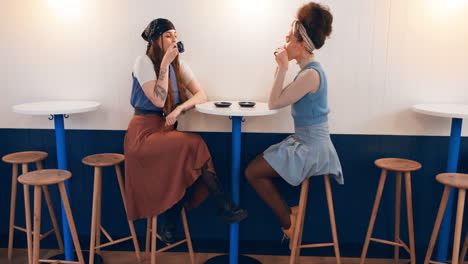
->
[245, 2, 343, 245]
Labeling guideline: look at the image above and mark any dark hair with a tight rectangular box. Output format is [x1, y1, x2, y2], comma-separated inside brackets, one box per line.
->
[147, 35, 188, 114]
[296, 2, 333, 49]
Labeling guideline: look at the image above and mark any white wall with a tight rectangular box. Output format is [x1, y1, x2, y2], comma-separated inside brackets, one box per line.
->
[1, 0, 468, 135]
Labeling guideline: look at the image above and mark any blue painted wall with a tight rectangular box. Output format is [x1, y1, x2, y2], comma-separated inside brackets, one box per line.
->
[0, 129, 467, 262]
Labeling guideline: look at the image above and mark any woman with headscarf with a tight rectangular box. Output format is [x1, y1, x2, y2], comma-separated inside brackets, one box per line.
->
[124, 18, 247, 243]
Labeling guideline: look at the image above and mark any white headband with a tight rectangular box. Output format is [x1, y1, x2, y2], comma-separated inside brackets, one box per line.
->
[293, 19, 316, 53]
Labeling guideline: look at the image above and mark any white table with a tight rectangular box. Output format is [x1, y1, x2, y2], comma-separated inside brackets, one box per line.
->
[196, 101, 278, 264]
[13, 100, 100, 262]
[413, 103, 468, 263]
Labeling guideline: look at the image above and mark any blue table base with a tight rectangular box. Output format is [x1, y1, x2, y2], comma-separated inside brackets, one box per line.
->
[204, 255, 261, 264]
[53, 114, 74, 260]
[49, 252, 104, 264]
[217, 116, 261, 264]
[230, 116, 241, 264]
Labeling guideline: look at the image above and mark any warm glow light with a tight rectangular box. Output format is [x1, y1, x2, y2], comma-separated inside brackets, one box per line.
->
[430, 0, 466, 17]
[48, 0, 80, 9]
[448, 0, 466, 9]
[234, 0, 267, 18]
[47, 0, 82, 17]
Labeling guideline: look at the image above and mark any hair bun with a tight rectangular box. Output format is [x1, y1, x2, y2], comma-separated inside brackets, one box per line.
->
[296, 2, 333, 49]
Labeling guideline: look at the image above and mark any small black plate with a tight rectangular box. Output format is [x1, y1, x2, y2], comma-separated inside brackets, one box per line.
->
[214, 102, 232, 108]
[239, 102, 256, 107]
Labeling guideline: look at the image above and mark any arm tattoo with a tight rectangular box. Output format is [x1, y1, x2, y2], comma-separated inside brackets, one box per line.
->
[159, 68, 167, 81]
[154, 84, 167, 101]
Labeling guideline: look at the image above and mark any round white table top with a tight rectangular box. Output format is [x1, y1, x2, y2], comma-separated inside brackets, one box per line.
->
[13, 101, 101, 115]
[412, 104, 468, 119]
[195, 101, 278, 117]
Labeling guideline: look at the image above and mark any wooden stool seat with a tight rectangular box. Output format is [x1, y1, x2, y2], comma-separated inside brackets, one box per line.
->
[374, 158, 422, 172]
[20, 169, 84, 264]
[361, 158, 421, 264]
[3, 151, 54, 262]
[289, 176, 341, 264]
[84, 153, 140, 264]
[82, 153, 125, 167]
[146, 209, 195, 264]
[436, 173, 468, 189]
[425, 173, 468, 264]
[18, 169, 71, 186]
[2, 151, 48, 164]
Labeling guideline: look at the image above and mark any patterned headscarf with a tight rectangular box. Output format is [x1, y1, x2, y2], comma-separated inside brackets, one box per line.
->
[141, 18, 175, 42]
[293, 19, 316, 53]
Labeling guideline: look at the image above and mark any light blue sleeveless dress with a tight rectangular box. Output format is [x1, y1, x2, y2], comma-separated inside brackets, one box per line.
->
[263, 61, 344, 186]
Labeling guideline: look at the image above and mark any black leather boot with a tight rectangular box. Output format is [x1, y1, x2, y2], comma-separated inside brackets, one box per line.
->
[201, 168, 248, 223]
[160, 200, 183, 244]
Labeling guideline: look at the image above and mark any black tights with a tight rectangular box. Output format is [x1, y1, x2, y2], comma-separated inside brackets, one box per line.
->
[163, 195, 185, 228]
[163, 166, 228, 222]
[245, 155, 292, 229]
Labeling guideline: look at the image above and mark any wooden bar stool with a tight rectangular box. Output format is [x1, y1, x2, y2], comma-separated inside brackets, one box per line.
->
[425, 173, 468, 264]
[2, 151, 64, 263]
[360, 158, 422, 264]
[289, 175, 341, 264]
[82, 153, 141, 264]
[19, 169, 84, 264]
[145, 208, 195, 264]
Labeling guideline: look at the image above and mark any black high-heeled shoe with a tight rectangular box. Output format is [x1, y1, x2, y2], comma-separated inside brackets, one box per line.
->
[160, 200, 184, 244]
[200, 168, 248, 223]
[160, 220, 177, 244]
[216, 200, 248, 223]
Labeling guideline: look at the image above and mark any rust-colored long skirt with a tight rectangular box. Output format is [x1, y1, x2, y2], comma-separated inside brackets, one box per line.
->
[124, 114, 215, 221]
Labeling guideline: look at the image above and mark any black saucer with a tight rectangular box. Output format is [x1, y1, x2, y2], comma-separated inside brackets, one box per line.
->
[238, 102, 256, 107]
[214, 102, 232, 108]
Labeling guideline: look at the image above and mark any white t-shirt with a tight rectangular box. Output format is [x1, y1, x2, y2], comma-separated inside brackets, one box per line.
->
[133, 55, 195, 87]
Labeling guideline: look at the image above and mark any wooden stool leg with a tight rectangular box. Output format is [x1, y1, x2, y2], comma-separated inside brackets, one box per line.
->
[459, 232, 468, 264]
[35, 161, 43, 170]
[405, 172, 416, 264]
[325, 175, 341, 264]
[296, 181, 308, 262]
[146, 217, 151, 260]
[394, 172, 402, 264]
[424, 186, 451, 264]
[290, 178, 309, 264]
[452, 189, 466, 264]
[360, 169, 388, 264]
[114, 164, 141, 262]
[8, 163, 19, 261]
[96, 168, 102, 255]
[22, 163, 29, 174]
[151, 216, 158, 264]
[32, 186, 42, 264]
[23, 183, 33, 264]
[42, 185, 64, 251]
[37, 159, 63, 253]
[58, 182, 85, 264]
[294, 217, 305, 263]
[181, 208, 195, 264]
[24, 163, 33, 264]
[89, 167, 102, 264]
